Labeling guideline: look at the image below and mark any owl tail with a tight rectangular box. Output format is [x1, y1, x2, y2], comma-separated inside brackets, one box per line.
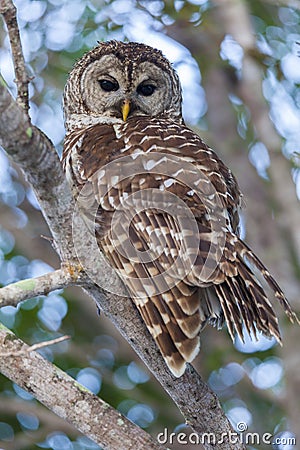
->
[135, 284, 233, 377]
[135, 288, 202, 378]
[214, 238, 299, 344]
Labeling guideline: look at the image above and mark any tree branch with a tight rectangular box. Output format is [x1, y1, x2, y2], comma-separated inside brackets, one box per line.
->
[0, 72, 76, 262]
[0, 0, 29, 110]
[0, 324, 165, 450]
[0, 267, 84, 307]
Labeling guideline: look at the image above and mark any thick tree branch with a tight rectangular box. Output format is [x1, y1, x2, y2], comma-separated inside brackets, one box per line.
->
[0, 74, 76, 262]
[0, 324, 165, 450]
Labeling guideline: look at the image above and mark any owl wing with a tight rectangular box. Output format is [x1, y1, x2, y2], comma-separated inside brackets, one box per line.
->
[63, 117, 297, 377]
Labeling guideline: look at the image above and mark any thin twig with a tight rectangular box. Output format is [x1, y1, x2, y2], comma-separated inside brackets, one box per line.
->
[0, 0, 30, 111]
[0, 335, 70, 357]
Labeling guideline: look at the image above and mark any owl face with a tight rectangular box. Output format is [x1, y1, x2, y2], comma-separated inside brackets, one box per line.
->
[64, 41, 183, 129]
[81, 55, 176, 119]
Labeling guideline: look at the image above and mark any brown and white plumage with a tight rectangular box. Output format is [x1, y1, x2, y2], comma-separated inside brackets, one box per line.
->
[62, 41, 297, 377]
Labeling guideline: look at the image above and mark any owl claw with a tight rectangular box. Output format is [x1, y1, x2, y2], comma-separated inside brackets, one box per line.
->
[62, 262, 85, 283]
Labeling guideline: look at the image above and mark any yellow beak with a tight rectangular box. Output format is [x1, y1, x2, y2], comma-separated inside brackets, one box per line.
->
[121, 99, 131, 121]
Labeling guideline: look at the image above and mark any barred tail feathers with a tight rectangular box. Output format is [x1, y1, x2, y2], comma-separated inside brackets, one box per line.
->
[215, 238, 298, 344]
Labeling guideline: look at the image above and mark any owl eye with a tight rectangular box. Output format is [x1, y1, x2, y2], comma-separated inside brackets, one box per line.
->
[99, 79, 119, 92]
[137, 83, 156, 96]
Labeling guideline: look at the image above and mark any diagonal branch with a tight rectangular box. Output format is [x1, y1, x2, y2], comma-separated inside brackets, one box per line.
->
[0, 324, 165, 450]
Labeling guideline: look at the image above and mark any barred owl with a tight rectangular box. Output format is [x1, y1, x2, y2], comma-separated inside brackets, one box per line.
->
[62, 41, 296, 377]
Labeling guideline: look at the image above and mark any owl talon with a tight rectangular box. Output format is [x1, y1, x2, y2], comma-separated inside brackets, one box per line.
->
[62, 262, 85, 282]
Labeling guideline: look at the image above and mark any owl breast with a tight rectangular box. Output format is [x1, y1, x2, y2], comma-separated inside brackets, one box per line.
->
[63, 116, 240, 218]
[63, 116, 241, 289]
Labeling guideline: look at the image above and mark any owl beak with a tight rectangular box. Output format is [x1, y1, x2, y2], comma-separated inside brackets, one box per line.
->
[121, 99, 131, 121]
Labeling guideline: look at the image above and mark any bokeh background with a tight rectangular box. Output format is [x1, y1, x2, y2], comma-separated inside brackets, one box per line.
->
[0, 1, 300, 449]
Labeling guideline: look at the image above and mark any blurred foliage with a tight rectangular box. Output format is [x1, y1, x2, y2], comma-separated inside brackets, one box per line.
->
[0, 0, 300, 449]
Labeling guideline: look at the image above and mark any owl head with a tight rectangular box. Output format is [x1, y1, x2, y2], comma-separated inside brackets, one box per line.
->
[63, 41, 183, 130]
